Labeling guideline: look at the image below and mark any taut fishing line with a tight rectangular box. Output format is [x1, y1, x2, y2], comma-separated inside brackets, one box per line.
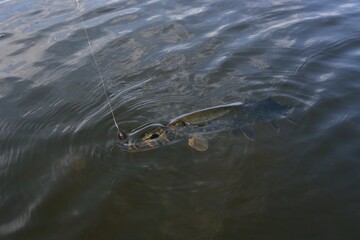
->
[74, 0, 121, 135]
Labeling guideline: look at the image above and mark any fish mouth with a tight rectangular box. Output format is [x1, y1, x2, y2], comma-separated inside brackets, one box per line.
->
[117, 130, 127, 141]
[118, 138, 163, 152]
[117, 122, 172, 152]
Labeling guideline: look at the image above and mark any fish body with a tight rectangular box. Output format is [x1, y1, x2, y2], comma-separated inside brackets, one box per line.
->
[119, 98, 293, 152]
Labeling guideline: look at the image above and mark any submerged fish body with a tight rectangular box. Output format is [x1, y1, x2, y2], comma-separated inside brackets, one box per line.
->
[168, 98, 291, 128]
[118, 98, 293, 152]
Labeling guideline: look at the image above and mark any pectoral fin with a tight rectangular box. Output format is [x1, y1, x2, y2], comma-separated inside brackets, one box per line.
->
[241, 127, 255, 141]
[188, 134, 209, 151]
[270, 120, 280, 132]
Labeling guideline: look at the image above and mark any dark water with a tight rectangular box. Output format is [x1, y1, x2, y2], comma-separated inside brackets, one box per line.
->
[1, 0, 360, 239]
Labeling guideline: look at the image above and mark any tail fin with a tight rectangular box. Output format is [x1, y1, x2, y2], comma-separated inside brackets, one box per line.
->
[286, 116, 297, 125]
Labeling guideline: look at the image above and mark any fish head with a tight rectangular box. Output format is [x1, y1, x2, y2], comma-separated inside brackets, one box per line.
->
[118, 123, 169, 152]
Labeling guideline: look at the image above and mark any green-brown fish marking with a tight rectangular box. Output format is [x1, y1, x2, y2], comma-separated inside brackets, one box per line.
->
[118, 97, 293, 152]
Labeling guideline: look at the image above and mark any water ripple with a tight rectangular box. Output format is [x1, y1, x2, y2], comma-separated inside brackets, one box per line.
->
[0, 193, 43, 235]
[1, 0, 360, 239]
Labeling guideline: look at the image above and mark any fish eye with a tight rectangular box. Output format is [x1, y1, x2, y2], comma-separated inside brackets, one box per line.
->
[150, 134, 159, 139]
[142, 127, 165, 141]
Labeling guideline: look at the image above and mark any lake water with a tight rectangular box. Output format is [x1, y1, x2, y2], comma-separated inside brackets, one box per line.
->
[1, 0, 360, 239]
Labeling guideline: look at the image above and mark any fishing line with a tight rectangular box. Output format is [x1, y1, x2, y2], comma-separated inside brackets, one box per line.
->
[74, 0, 120, 133]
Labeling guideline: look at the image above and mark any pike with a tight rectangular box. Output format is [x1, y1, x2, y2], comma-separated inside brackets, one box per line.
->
[118, 98, 294, 152]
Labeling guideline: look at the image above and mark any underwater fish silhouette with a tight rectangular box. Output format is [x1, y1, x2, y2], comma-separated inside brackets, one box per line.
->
[118, 97, 294, 152]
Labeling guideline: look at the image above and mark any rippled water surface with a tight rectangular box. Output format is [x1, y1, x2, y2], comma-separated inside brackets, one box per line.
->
[1, 0, 360, 239]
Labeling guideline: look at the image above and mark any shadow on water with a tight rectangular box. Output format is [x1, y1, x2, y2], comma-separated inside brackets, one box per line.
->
[1, 0, 360, 239]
